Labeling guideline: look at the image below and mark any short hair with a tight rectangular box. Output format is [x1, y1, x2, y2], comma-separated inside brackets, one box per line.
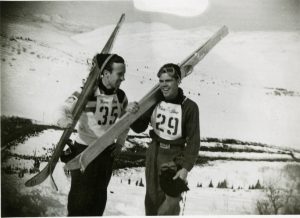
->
[104, 54, 125, 72]
[157, 63, 181, 79]
[96, 53, 125, 73]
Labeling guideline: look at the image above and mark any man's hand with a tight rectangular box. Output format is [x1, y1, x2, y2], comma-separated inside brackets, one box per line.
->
[57, 115, 73, 128]
[126, 102, 139, 113]
[173, 168, 188, 182]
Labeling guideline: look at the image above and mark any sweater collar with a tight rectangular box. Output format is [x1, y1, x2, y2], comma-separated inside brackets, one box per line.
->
[159, 88, 186, 104]
[98, 79, 116, 95]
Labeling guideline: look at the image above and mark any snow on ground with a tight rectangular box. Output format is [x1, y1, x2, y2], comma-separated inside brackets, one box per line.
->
[183, 188, 262, 215]
[188, 160, 295, 189]
[7, 129, 77, 157]
[2, 129, 300, 216]
[4, 156, 298, 216]
[107, 166, 264, 215]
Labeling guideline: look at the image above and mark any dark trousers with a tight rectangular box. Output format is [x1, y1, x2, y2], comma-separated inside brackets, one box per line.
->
[145, 141, 182, 215]
[67, 142, 114, 216]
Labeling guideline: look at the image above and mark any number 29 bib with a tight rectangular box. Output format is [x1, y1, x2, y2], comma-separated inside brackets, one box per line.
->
[151, 101, 182, 140]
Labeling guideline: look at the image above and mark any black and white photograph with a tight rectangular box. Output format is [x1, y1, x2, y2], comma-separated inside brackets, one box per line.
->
[1, 0, 300, 216]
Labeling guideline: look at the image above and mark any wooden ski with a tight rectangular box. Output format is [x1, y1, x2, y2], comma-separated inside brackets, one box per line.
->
[65, 25, 229, 172]
[25, 14, 126, 188]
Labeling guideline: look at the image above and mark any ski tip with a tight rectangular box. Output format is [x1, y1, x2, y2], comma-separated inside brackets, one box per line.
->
[25, 177, 41, 187]
[119, 13, 126, 23]
[220, 25, 229, 35]
[25, 179, 34, 187]
[24, 165, 50, 187]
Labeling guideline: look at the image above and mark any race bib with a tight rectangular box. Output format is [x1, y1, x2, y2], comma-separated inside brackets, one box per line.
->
[151, 101, 182, 140]
[88, 95, 121, 136]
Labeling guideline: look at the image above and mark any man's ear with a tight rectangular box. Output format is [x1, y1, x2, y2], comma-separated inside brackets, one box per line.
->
[102, 69, 110, 77]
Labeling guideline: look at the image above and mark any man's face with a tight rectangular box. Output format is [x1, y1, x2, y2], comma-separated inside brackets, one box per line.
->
[159, 72, 179, 100]
[105, 63, 126, 89]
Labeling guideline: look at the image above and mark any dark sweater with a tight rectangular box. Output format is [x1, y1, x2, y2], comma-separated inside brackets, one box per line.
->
[131, 88, 200, 171]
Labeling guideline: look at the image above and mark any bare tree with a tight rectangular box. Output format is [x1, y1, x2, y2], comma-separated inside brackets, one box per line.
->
[257, 164, 300, 214]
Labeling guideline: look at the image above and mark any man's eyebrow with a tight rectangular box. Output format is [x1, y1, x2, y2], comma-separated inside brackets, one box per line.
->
[159, 79, 173, 82]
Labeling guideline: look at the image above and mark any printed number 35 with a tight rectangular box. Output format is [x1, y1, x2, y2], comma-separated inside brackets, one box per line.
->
[98, 106, 118, 125]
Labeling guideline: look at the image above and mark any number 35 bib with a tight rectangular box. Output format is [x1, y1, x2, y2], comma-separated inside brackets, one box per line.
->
[86, 94, 121, 137]
[151, 101, 182, 140]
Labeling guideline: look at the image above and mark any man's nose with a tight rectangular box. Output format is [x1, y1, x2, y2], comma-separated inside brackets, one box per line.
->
[162, 81, 168, 86]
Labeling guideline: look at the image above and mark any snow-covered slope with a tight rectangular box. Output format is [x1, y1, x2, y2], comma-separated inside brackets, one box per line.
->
[2, 19, 300, 148]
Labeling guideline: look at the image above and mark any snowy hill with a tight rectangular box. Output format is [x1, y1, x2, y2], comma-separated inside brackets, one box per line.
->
[2, 19, 300, 148]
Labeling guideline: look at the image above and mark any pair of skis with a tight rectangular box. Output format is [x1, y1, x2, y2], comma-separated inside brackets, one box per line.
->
[65, 25, 229, 172]
[25, 14, 229, 188]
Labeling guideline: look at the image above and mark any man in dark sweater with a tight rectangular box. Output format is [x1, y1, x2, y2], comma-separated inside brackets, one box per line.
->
[131, 63, 200, 215]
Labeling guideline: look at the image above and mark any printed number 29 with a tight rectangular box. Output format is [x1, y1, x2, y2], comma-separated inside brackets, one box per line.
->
[155, 114, 179, 135]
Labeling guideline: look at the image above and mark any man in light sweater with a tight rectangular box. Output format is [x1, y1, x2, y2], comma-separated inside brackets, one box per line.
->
[57, 53, 138, 216]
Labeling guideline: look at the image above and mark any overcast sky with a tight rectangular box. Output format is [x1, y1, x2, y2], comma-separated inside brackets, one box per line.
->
[1, 0, 299, 31]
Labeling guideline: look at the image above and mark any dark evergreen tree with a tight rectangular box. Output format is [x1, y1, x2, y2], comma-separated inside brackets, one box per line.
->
[255, 180, 262, 189]
[139, 178, 144, 187]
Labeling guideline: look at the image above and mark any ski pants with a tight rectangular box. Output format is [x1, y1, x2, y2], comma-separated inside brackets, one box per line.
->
[67, 141, 114, 216]
[145, 140, 183, 215]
